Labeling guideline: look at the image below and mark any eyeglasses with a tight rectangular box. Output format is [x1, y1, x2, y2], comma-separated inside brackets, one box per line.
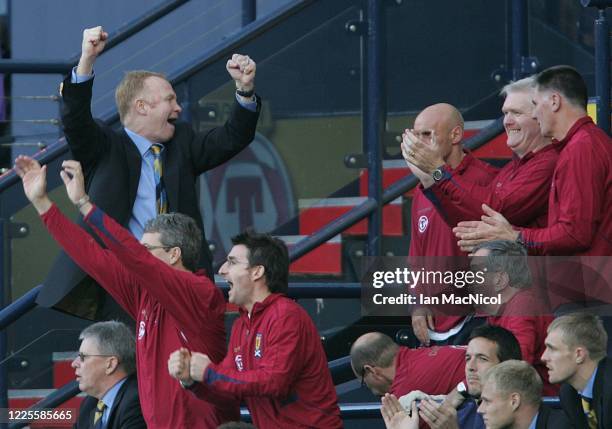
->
[76, 352, 116, 362]
[142, 244, 174, 251]
[360, 366, 367, 388]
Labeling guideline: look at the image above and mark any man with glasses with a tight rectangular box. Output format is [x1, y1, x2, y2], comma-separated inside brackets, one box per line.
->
[469, 240, 555, 396]
[73, 321, 146, 429]
[14, 155, 235, 428]
[167, 229, 342, 429]
[348, 331, 466, 398]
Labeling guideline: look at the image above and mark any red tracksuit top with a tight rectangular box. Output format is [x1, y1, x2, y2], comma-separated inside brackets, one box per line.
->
[410, 153, 499, 331]
[41, 205, 236, 428]
[429, 144, 559, 228]
[484, 289, 557, 396]
[191, 293, 342, 429]
[519, 117, 612, 255]
[517, 117, 612, 305]
[390, 345, 466, 397]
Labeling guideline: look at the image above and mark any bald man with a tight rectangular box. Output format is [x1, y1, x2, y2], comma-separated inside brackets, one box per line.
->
[349, 332, 466, 397]
[401, 103, 498, 346]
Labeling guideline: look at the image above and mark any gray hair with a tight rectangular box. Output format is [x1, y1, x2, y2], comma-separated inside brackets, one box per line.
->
[548, 312, 608, 362]
[79, 321, 136, 375]
[472, 240, 531, 288]
[499, 76, 535, 98]
[144, 213, 202, 272]
[482, 360, 542, 407]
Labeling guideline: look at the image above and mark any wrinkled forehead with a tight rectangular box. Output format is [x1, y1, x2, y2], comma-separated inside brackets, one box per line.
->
[143, 76, 175, 97]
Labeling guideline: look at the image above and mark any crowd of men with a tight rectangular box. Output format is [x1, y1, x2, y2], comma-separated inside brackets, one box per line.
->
[10, 23, 612, 429]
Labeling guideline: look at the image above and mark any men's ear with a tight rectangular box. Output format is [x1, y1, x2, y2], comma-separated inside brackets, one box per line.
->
[550, 93, 562, 113]
[135, 99, 147, 115]
[575, 346, 588, 364]
[492, 271, 510, 292]
[106, 356, 119, 375]
[251, 264, 265, 282]
[170, 246, 182, 266]
[510, 392, 521, 411]
[450, 125, 464, 145]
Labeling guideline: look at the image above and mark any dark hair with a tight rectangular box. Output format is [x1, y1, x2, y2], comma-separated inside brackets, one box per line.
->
[535, 65, 588, 109]
[469, 324, 522, 362]
[80, 321, 136, 375]
[144, 213, 202, 272]
[231, 229, 289, 294]
[472, 240, 531, 288]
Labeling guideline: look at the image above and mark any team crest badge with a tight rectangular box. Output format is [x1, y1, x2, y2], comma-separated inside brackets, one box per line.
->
[254, 333, 263, 358]
[418, 215, 429, 233]
[137, 321, 146, 340]
[235, 354, 244, 371]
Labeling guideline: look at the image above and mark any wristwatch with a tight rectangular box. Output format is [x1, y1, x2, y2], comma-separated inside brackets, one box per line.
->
[457, 381, 471, 399]
[432, 165, 446, 182]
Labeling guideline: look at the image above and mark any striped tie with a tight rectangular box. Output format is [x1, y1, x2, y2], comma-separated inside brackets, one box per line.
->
[581, 396, 597, 429]
[151, 144, 168, 214]
[93, 399, 106, 428]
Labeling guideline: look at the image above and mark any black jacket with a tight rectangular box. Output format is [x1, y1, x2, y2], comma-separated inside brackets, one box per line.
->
[38, 76, 260, 321]
[559, 357, 611, 429]
[74, 375, 146, 429]
[535, 403, 571, 429]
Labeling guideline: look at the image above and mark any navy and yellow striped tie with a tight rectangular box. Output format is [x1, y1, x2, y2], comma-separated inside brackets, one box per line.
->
[581, 396, 597, 429]
[151, 144, 168, 214]
[93, 399, 106, 428]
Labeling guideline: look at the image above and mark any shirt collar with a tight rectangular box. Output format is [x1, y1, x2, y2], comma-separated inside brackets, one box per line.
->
[579, 365, 598, 399]
[552, 116, 593, 149]
[124, 127, 160, 156]
[100, 376, 128, 410]
[527, 412, 539, 429]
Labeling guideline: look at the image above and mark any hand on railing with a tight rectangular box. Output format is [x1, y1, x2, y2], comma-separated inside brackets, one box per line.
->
[77, 26, 109, 76]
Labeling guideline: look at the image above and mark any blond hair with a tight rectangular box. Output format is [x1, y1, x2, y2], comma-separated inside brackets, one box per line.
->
[115, 70, 167, 123]
[548, 312, 607, 362]
[483, 360, 542, 406]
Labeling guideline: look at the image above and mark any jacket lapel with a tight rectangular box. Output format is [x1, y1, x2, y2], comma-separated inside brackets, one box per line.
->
[122, 130, 143, 208]
[164, 138, 180, 212]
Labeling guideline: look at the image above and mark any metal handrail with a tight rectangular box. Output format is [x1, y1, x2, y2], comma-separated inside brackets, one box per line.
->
[7, 381, 80, 429]
[288, 118, 505, 262]
[0, 0, 189, 74]
[0, 286, 42, 331]
[0, 0, 316, 194]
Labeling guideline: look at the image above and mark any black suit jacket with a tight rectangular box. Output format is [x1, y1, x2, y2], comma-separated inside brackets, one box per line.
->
[535, 403, 571, 429]
[38, 76, 260, 320]
[559, 357, 612, 429]
[74, 375, 146, 429]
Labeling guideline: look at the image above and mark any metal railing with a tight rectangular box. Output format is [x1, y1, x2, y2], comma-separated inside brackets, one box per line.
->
[0, 0, 605, 425]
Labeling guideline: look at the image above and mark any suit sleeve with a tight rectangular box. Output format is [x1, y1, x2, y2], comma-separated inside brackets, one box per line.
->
[519, 144, 604, 254]
[194, 312, 306, 400]
[82, 206, 224, 330]
[188, 97, 261, 174]
[60, 76, 111, 173]
[41, 205, 141, 317]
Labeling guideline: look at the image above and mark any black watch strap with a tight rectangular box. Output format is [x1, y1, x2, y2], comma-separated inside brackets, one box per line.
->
[236, 88, 255, 98]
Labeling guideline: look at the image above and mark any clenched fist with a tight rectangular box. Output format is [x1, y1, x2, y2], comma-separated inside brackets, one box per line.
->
[77, 26, 109, 76]
[227, 54, 256, 94]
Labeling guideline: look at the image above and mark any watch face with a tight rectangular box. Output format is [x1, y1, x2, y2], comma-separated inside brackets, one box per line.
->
[432, 169, 443, 181]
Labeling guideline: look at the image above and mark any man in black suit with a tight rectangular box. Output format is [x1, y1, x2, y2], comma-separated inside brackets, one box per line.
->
[40, 25, 261, 320]
[72, 321, 145, 429]
[542, 312, 611, 429]
[477, 360, 570, 429]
